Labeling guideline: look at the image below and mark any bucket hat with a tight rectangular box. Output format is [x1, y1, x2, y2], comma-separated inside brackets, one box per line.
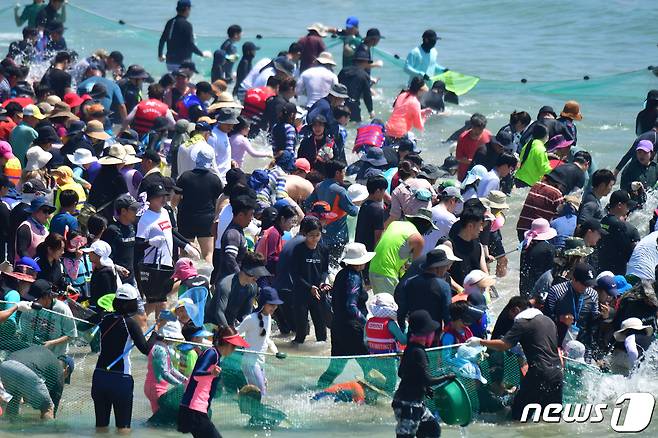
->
[340, 242, 376, 265]
[614, 317, 653, 342]
[560, 100, 583, 121]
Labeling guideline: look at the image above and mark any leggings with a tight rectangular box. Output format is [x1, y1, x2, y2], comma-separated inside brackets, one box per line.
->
[241, 361, 267, 395]
[178, 406, 222, 438]
[293, 292, 327, 343]
[91, 369, 134, 428]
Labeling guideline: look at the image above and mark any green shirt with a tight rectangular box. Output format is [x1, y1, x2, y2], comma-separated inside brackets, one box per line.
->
[17, 3, 45, 28]
[8, 123, 38, 166]
[516, 139, 552, 186]
[369, 221, 418, 279]
[341, 34, 363, 67]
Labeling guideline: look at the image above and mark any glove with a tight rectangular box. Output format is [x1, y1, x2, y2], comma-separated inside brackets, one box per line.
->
[465, 337, 482, 347]
[16, 301, 33, 313]
[275, 352, 287, 360]
[149, 236, 167, 248]
[184, 244, 201, 259]
[202, 50, 212, 58]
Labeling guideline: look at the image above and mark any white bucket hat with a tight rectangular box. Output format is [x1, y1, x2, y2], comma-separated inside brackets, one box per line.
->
[463, 269, 496, 292]
[25, 146, 53, 171]
[82, 240, 114, 268]
[160, 320, 185, 340]
[367, 293, 398, 320]
[340, 242, 376, 265]
[98, 144, 127, 165]
[307, 23, 328, 37]
[614, 317, 653, 342]
[347, 183, 368, 204]
[315, 51, 336, 66]
[67, 148, 98, 166]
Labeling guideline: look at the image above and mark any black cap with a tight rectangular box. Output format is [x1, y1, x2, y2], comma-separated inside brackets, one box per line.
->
[196, 81, 213, 95]
[108, 51, 124, 65]
[608, 189, 637, 210]
[408, 309, 440, 336]
[422, 29, 439, 40]
[580, 218, 607, 235]
[89, 83, 107, 99]
[538, 105, 557, 118]
[35, 125, 60, 145]
[24, 279, 54, 301]
[146, 183, 168, 199]
[493, 130, 515, 149]
[179, 61, 199, 73]
[573, 262, 596, 287]
[22, 178, 50, 194]
[311, 114, 327, 124]
[365, 28, 383, 39]
[163, 176, 182, 194]
[125, 64, 153, 82]
[242, 42, 260, 53]
[419, 164, 441, 180]
[115, 194, 140, 212]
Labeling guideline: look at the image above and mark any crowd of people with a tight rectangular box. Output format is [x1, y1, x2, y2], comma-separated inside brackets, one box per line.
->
[0, 1, 657, 437]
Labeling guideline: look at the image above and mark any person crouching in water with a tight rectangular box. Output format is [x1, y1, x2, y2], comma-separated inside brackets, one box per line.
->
[236, 287, 284, 395]
[92, 284, 165, 434]
[609, 317, 654, 376]
[144, 320, 188, 417]
[178, 326, 249, 438]
[393, 310, 456, 438]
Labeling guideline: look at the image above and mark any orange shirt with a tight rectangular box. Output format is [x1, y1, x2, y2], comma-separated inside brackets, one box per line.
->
[385, 92, 425, 139]
[323, 380, 366, 404]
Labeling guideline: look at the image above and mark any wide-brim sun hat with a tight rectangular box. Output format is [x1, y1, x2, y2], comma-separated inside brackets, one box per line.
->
[405, 208, 438, 230]
[524, 218, 557, 241]
[341, 242, 376, 265]
[485, 190, 509, 210]
[367, 293, 398, 320]
[122, 145, 142, 165]
[85, 120, 111, 141]
[307, 23, 328, 37]
[560, 100, 583, 121]
[408, 309, 440, 336]
[24, 146, 53, 171]
[98, 144, 127, 165]
[614, 317, 653, 342]
[67, 148, 98, 166]
[160, 320, 185, 340]
[347, 183, 368, 204]
[463, 269, 496, 289]
[315, 51, 336, 66]
[436, 244, 462, 262]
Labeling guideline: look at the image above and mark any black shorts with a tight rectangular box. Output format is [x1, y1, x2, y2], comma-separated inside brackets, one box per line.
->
[178, 406, 222, 438]
[91, 369, 134, 428]
[178, 216, 214, 239]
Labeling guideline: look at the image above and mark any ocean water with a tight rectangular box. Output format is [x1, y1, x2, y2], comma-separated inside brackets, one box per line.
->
[1, 0, 658, 436]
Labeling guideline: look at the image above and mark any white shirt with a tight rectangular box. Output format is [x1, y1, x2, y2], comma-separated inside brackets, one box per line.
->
[252, 67, 275, 89]
[237, 312, 278, 366]
[423, 203, 458, 254]
[478, 169, 501, 198]
[208, 127, 231, 182]
[177, 136, 217, 176]
[626, 231, 658, 281]
[296, 66, 338, 108]
[240, 58, 271, 91]
[215, 204, 233, 249]
[137, 208, 174, 267]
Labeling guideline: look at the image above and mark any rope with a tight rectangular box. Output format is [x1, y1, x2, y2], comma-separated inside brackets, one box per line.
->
[0, 299, 94, 325]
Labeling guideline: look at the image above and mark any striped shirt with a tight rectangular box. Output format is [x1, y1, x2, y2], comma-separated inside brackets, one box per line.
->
[516, 181, 564, 235]
[544, 281, 599, 331]
[268, 165, 289, 202]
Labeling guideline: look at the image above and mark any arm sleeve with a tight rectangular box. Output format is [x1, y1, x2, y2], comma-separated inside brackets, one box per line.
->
[387, 320, 407, 345]
[192, 348, 218, 376]
[15, 224, 32, 258]
[185, 21, 204, 57]
[404, 49, 424, 76]
[126, 317, 158, 355]
[625, 334, 639, 363]
[338, 190, 359, 217]
[213, 285, 229, 328]
[172, 228, 191, 249]
[344, 274, 366, 324]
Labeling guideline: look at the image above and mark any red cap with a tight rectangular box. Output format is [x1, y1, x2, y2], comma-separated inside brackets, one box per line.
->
[222, 333, 250, 348]
[295, 158, 311, 173]
[63, 92, 86, 108]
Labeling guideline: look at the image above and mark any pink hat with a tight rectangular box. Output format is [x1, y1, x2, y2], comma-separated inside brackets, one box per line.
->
[295, 158, 311, 173]
[172, 257, 197, 281]
[523, 218, 557, 246]
[636, 139, 653, 153]
[0, 141, 13, 160]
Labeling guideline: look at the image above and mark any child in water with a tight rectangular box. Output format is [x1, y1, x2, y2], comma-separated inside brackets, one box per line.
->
[236, 287, 284, 395]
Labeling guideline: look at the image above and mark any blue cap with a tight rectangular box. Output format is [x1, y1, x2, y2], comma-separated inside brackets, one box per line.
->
[177, 0, 192, 8]
[259, 286, 284, 305]
[596, 276, 619, 298]
[345, 16, 359, 29]
[273, 198, 292, 211]
[58, 355, 75, 384]
[613, 275, 632, 294]
[29, 196, 55, 213]
[192, 328, 213, 338]
[17, 256, 41, 273]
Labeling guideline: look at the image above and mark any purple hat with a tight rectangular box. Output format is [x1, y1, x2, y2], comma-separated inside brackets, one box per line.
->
[636, 139, 653, 153]
[546, 135, 573, 152]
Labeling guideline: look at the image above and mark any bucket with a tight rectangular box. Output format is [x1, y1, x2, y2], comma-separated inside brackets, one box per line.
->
[430, 379, 473, 426]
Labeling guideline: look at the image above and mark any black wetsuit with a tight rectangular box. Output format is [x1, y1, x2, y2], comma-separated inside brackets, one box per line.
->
[158, 15, 203, 66]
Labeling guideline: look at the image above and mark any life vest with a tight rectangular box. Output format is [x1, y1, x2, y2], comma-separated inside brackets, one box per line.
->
[353, 124, 385, 153]
[176, 94, 204, 121]
[242, 86, 275, 120]
[132, 99, 169, 135]
[16, 218, 48, 261]
[365, 316, 398, 354]
[440, 323, 474, 346]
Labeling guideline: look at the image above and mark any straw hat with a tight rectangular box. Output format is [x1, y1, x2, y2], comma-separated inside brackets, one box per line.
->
[67, 148, 98, 166]
[207, 91, 243, 112]
[85, 120, 111, 141]
[121, 144, 142, 165]
[45, 95, 62, 106]
[560, 100, 583, 121]
[307, 23, 328, 37]
[98, 144, 127, 165]
[614, 317, 653, 342]
[24, 146, 53, 171]
[315, 52, 336, 66]
[340, 242, 376, 265]
[37, 102, 54, 115]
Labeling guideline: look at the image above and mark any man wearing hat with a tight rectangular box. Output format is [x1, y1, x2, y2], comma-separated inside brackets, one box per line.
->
[101, 194, 141, 284]
[15, 196, 55, 261]
[126, 82, 173, 136]
[118, 65, 155, 113]
[18, 279, 77, 357]
[176, 117, 216, 176]
[405, 29, 446, 81]
[338, 51, 375, 122]
[306, 83, 349, 143]
[393, 309, 455, 438]
[77, 63, 128, 127]
[298, 23, 330, 72]
[519, 104, 574, 148]
[9, 104, 41, 166]
[137, 149, 165, 196]
[598, 189, 640, 275]
[209, 107, 240, 180]
[620, 139, 658, 194]
[557, 100, 583, 147]
[423, 186, 462, 254]
[398, 248, 458, 332]
[158, 0, 211, 71]
[544, 261, 599, 347]
[369, 208, 437, 295]
[340, 16, 361, 67]
[297, 52, 339, 108]
[354, 28, 384, 73]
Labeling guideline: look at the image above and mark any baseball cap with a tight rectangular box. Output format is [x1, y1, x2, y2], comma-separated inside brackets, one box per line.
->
[636, 139, 653, 153]
[608, 189, 637, 210]
[115, 284, 140, 301]
[146, 183, 168, 199]
[441, 186, 463, 201]
[22, 104, 45, 120]
[242, 42, 260, 52]
[365, 28, 383, 39]
[115, 194, 140, 212]
[29, 196, 56, 213]
[580, 218, 607, 235]
[596, 276, 619, 298]
[345, 16, 359, 29]
[24, 279, 54, 301]
[295, 158, 311, 173]
[573, 262, 596, 287]
[22, 178, 50, 194]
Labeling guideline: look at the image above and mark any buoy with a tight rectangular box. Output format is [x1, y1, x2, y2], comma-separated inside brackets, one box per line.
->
[521, 78, 527, 83]
[118, 20, 125, 25]
[394, 54, 400, 59]
[583, 75, 590, 80]
[648, 66, 654, 70]
[256, 34, 263, 39]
